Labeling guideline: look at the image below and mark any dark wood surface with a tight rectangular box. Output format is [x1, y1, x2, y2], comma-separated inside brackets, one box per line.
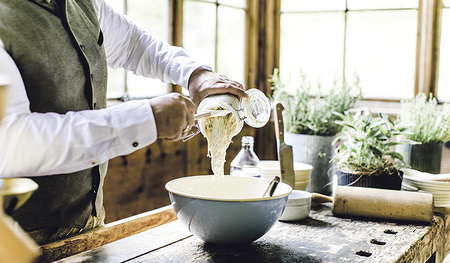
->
[58, 204, 445, 263]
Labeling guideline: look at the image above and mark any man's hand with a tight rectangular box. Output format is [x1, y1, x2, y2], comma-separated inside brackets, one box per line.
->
[188, 68, 248, 105]
[149, 93, 195, 141]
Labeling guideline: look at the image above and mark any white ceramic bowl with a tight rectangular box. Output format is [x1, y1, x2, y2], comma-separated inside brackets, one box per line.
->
[261, 161, 313, 190]
[294, 179, 311, 191]
[279, 190, 312, 221]
[402, 168, 450, 207]
[165, 175, 292, 244]
[1, 178, 38, 213]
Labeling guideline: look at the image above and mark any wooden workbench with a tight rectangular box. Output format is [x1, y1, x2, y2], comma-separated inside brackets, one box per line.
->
[53, 204, 445, 263]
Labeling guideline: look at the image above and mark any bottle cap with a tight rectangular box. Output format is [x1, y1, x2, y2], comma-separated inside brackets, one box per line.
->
[241, 136, 254, 145]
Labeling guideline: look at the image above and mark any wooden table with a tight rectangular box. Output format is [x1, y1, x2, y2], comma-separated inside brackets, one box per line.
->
[55, 204, 445, 263]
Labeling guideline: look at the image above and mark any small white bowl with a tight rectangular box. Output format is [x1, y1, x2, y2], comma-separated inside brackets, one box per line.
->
[261, 161, 312, 191]
[294, 179, 311, 191]
[261, 161, 312, 182]
[279, 190, 312, 221]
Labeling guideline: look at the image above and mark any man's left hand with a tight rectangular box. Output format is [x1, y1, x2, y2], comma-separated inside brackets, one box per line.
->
[188, 68, 248, 105]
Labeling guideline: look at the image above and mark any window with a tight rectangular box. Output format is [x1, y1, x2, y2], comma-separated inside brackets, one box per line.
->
[279, 0, 418, 100]
[182, 0, 247, 86]
[104, 0, 448, 103]
[278, 0, 449, 102]
[105, 0, 169, 99]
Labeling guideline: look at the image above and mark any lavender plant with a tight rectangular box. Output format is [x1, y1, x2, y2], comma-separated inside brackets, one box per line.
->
[400, 93, 450, 144]
[270, 69, 362, 136]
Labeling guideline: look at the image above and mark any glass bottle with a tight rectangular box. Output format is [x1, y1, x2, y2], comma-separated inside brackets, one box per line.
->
[230, 136, 261, 177]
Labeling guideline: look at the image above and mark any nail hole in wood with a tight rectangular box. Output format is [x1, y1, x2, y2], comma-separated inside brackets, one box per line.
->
[370, 239, 386, 245]
[355, 251, 372, 257]
[384, 229, 397, 235]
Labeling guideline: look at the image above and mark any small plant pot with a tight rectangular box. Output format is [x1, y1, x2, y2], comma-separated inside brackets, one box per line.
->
[336, 170, 403, 190]
[396, 143, 443, 174]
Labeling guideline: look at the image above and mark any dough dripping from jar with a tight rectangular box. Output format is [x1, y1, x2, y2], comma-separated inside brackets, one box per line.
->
[198, 108, 237, 178]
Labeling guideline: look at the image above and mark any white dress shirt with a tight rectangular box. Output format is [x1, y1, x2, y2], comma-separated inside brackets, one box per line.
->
[0, 0, 206, 178]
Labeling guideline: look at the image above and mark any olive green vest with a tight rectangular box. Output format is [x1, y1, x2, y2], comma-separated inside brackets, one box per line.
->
[0, 0, 108, 228]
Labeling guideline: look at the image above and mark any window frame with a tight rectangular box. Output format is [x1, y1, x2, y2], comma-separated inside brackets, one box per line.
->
[109, 0, 447, 104]
[269, 0, 448, 104]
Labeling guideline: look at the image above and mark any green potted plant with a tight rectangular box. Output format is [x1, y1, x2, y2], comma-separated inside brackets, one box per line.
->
[332, 110, 410, 190]
[270, 69, 362, 195]
[396, 93, 450, 174]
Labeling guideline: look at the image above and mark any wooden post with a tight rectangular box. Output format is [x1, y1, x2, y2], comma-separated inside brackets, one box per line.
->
[415, 0, 442, 95]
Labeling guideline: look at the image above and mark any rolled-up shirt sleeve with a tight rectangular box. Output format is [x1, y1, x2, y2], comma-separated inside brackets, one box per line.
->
[0, 41, 156, 178]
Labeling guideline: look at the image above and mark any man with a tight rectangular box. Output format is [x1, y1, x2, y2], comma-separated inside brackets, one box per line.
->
[0, 0, 246, 244]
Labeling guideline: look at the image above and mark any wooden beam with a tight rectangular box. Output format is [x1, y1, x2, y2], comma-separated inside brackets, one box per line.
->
[37, 206, 177, 262]
[169, 0, 184, 93]
[415, 0, 442, 95]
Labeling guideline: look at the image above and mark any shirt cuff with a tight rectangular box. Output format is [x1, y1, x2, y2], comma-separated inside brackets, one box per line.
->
[106, 99, 157, 156]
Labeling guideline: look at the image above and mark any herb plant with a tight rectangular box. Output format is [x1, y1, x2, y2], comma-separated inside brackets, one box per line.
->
[270, 69, 362, 136]
[332, 110, 410, 176]
[400, 93, 450, 144]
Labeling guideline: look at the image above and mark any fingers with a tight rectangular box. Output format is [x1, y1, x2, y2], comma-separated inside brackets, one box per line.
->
[210, 79, 247, 99]
[149, 93, 196, 141]
[184, 96, 195, 129]
[188, 69, 248, 105]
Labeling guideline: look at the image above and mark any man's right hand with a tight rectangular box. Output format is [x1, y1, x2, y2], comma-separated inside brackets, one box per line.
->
[149, 93, 195, 141]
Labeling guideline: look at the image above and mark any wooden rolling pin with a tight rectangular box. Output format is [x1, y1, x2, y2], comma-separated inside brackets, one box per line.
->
[331, 186, 434, 223]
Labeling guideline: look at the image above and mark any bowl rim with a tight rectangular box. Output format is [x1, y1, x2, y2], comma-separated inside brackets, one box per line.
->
[1, 178, 38, 196]
[165, 175, 292, 202]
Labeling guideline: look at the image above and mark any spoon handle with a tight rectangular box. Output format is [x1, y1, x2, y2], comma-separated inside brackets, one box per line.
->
[262, 176, 281, 197]
[194, 110, 230, 120]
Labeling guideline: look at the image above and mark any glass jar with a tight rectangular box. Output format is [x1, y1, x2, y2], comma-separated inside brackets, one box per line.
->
[230, 136, 261, 177]
[186, 88, 271, 142]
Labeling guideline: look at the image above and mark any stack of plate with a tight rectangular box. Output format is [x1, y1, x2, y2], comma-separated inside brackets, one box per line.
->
[260, 160, 312, 190]
[402, 168, 450, 207]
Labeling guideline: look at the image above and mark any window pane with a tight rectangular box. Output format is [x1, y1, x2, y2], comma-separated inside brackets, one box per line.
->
[105, 0, 125, 98]
[438, 9, 450, 101]
[279, 12, 345, 93]
[127, 0, 168, 96]
[219, 0, 246, 8]
[127, 0, 168, 39]
[445, 0, 450, 7]
[183, 1, 216, 69]
[345, 10, 417, 99]
[281, 0, 345, 12]
[105, 0, 123, 12]
[347, 0, 418, 10]
[217, 6, 245, 84]
[107, 68, 125, 98]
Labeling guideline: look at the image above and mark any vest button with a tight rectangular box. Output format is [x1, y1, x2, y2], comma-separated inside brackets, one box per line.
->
[80, 45, 85, 50]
